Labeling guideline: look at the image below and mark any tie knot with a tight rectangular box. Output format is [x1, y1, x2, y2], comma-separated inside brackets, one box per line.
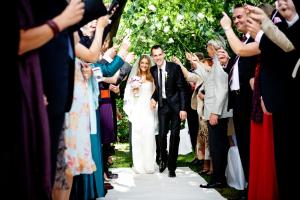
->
[241, 35, 247, 42]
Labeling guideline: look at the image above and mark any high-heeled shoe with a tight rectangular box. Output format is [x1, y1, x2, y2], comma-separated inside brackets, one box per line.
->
[198, 169, 209, 175]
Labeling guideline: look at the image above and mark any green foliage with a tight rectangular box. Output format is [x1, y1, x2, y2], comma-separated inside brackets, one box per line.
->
[115, 0, 273, 63]
[116, 98, 129, 143]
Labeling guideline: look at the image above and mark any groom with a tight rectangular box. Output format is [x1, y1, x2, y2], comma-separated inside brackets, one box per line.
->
[150, 45, 187, 177]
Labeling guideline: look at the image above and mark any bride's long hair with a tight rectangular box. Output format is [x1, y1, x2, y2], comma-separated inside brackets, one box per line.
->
[136, 55, 153, 82]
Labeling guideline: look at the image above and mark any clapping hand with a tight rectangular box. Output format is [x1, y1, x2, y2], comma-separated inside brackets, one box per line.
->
[217, 48, 229, 66]
[172, 56, 183, 67]
[185, 52, 193, 62]
[220, 12, 232, 31]
[245, 5, 268, 23]
[118, 35, 131, 59]
[56, 0, 85, 31]
[277, 0, 297, 21]
[104, 46, 117, 59]
[97, 15, 111, 29]
[125, 52, 135, 64]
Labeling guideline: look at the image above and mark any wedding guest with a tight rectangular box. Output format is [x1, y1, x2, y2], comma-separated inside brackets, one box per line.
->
[246, 1, 300, 199]
[185, 53, 201, 165]
[52, 15, 111, 200]
[220, 4, 258, 196]
[16, 0, 84, 199]
[198, 40, 232, 189]
[172, 53, 211, 173]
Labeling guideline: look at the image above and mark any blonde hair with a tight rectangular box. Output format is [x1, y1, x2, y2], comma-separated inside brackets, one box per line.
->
[137, 55, 153, 81]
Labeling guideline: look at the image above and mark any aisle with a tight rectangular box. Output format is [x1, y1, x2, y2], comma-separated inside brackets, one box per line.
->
[105, 167, 225, 200]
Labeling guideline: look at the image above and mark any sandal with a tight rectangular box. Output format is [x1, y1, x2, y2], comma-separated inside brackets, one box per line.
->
[198, 169, 209, 175]
[206, 170, 213, 175]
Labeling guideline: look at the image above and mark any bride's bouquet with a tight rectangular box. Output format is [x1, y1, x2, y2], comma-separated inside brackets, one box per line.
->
[129, 75, 142, 97]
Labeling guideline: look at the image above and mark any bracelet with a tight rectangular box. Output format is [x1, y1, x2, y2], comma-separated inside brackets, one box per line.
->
[46, 19, 60, 37]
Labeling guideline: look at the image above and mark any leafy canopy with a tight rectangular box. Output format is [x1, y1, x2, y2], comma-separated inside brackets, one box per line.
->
[115, 0, 273, 62]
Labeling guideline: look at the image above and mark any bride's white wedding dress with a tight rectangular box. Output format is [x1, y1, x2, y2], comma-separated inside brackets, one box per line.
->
[124, 81, 157, 174]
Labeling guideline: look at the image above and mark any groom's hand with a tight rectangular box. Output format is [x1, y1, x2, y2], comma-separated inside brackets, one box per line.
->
[179, 111, 187, 121]
[150, 99, 157, 110]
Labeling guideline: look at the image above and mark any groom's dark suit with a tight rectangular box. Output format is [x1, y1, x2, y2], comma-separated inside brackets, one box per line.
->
[150, 61, 187, 173]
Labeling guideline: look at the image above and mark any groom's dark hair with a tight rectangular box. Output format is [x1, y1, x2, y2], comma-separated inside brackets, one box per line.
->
[151, 44, 164, 55]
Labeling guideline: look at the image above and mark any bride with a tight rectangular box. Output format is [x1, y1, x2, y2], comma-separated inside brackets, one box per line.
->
[123, 55, 157, 174]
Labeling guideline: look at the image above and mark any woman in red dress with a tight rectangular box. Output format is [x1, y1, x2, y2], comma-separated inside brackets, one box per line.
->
[248, 63, 278, 200]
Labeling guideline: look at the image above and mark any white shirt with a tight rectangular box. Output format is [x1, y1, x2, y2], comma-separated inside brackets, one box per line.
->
[158, 60, 167, 98]
[230, 33, 250, 91]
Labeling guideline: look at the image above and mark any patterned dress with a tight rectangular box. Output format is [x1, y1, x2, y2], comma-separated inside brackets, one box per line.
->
[64, 59, 96, 176]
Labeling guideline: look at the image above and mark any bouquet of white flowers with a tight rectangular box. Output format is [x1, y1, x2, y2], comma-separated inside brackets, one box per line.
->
[129, 75, 142, 96]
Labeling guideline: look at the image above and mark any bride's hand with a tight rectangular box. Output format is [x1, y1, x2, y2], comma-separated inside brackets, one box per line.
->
[179, 111, 187, 121]
[150, 99, 157, 110]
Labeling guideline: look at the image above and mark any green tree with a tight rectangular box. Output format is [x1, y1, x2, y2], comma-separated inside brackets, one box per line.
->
[115, 0, 273, 62]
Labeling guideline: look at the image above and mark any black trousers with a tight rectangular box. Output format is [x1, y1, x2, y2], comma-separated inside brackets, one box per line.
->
[187, 107, 199, 152]
[231, 91, 252, 182]
[273, 109, 298, 200]
[208, 118, 229, 183]
[158, 101, 180, 172]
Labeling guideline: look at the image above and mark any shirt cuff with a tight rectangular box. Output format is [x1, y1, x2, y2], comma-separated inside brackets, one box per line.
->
[255, 30, 264, 44]
[102, 54, 113, 63]
[287, 13, 299, 27]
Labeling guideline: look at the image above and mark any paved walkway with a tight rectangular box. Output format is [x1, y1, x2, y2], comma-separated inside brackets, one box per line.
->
[105, 167, 226, 200]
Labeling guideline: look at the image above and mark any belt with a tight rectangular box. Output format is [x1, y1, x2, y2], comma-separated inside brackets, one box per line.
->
[100, 89, 110, 98]
[231, 89, 240, 95]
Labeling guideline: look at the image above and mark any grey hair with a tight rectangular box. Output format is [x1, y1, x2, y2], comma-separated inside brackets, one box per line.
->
[207, 38, 226, 50]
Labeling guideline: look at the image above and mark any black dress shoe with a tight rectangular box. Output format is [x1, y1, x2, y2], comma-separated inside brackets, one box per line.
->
[190, 158, 204, 166]
[168, 171, 176, 177]
[159, 162, 167, 173]
[199, 182, 226, 188]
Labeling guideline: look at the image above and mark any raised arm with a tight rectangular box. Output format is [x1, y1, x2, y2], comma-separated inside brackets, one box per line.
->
[220, 12, 260, 57]
[75, 15, 110, 62]
[19, 0, 84, 55]
[247, 5, 295, 52]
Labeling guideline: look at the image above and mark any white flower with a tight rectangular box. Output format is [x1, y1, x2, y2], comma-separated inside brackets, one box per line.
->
[163, 16, 168, 21]
[163, 26, 170, 33]
[176, 14, 184, 21]
[150, 24, 156, 30]
[197, 13, 205, 20]
[156, 22, 162, 29]
[165, 71, 168, 80]
[125, 29, 132, 35]
[168, 38, 174, 43]
[148, 5, 156, 12]
[136, 16, 146, 25]
[173, 27, 178, 32]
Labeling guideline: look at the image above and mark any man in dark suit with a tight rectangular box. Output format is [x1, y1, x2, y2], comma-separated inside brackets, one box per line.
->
[224, 3, 257, 194]
[150, 45, 187, 177]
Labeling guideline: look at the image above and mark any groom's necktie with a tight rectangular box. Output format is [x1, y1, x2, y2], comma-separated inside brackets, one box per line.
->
[159, 68, 163, 106]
